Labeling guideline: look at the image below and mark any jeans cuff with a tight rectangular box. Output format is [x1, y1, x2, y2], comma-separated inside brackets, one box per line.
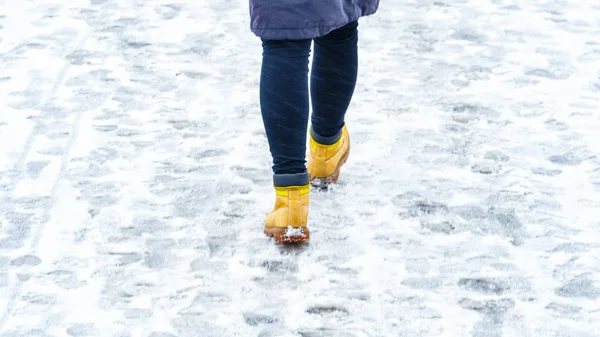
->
[273, 172, 309, 187]
[310, 126, 342, 145]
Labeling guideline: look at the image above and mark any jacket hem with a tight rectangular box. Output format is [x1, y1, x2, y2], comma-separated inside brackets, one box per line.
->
[251, 8, 377, 40]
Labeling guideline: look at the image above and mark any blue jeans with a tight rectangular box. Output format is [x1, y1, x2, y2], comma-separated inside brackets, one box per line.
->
[260, 21, 359, 186]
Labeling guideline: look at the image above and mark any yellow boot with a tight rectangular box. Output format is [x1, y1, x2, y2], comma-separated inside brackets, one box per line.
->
[307, 125, 350, 187]
[264, 184, 310, 243]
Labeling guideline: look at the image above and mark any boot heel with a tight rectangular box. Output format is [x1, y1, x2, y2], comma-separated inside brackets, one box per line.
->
[264, 226, 310, 243]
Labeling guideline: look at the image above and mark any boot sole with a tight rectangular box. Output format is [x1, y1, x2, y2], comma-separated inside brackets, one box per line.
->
[309, 146, 350, 189]
[264, 226, 310, 243]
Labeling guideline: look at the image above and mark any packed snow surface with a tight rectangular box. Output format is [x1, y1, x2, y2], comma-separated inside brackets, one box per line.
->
[1, 0, 600, 336]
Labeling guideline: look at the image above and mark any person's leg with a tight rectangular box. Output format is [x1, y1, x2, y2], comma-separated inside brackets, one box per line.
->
[260, 38, 312, 243]
[310, 21, 359, 144]
[306, 21, 358, 187]
[260, 38, 312, 186]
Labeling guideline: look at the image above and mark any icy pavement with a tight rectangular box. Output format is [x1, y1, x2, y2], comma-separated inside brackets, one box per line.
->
[1, 0, 600, 336]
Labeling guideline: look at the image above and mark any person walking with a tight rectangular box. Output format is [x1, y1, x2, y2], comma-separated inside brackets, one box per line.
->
[249, 0, 380, 243]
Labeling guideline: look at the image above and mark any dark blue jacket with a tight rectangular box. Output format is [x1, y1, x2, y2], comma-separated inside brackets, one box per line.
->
[249, 0, 379, 40]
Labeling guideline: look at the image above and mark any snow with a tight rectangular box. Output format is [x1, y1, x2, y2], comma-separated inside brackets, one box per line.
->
[1, 0, 600, 336]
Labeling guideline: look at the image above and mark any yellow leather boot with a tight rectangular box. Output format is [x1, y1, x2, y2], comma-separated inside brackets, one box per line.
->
[264, 184, 310, 243]
[307, 125, 350, 188]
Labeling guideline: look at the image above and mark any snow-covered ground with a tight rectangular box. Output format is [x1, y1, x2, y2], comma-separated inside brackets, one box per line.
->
[1, 0, 600, 336]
